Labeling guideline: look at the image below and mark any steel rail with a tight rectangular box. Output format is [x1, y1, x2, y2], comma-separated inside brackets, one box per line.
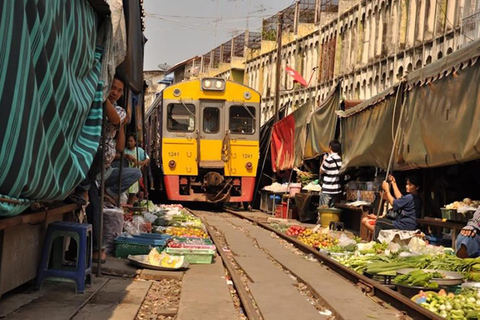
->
[223, 209, 443, 320]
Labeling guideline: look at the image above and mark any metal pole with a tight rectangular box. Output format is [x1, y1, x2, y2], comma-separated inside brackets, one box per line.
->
[97, 102, 107, 276]
[117, 90, 129, 207]
[140, 86, 149, 208]
[274, 13, 283, 124]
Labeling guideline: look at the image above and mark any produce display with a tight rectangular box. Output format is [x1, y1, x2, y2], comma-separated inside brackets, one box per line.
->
[286, 225, 307, 236]
[118, 203, 215, 265]
[413, 289, 480, 319]
[298, 230, 340, 249]
[165, 226, 209, 238]
[445, 198, 480, 210]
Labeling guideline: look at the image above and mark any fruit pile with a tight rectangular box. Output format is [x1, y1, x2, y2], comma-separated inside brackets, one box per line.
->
[165, 226, 209, 238]
[298, 232, 339, 249]
[286, 225, 307, 236]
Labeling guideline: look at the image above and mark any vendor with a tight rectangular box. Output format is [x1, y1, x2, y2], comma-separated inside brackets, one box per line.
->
[319, 140, 343, 207]
[362, 174, 422, 240]
[456, 207, 480, 258]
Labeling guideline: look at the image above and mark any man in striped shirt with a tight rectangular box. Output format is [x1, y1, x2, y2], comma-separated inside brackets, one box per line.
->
[320, 140, 343, 207]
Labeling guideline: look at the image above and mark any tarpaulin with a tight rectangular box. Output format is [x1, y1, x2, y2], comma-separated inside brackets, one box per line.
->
[117, 0, 145, 94]
[398, 39, 480, 169]
[304, 83, 341, 159]
[339, 91, 399, 170]
[271, 102, 310, 172]
[0, 0, 103, 216]
[97, 0, 127, 99]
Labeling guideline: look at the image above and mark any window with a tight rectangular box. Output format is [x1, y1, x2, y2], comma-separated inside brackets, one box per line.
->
[229, 105, 255, 134]
[167, 103, 195, 132]
[203, 107, 220, 133]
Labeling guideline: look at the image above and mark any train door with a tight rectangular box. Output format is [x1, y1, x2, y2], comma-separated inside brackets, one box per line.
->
[199, 102, 224, 168]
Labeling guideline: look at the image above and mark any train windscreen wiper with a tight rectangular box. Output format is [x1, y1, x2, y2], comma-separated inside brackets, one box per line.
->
[179, 100, 195, 118]
[242, 103, 256, 122]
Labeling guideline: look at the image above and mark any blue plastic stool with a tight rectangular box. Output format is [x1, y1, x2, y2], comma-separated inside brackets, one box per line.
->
[36, 221, 93, 293]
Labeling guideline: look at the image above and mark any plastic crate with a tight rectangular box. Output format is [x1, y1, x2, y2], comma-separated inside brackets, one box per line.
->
[115, 235, 169, 258]
[164, 248, 215, 264]
[168, 237, 216, 250]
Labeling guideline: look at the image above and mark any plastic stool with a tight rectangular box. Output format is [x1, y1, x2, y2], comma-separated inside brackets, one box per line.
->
[36, 221, 93, 293]
[329, 221, 344, 231]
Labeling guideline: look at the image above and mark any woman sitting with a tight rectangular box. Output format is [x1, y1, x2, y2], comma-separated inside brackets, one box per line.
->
[362, 174, 422, 240]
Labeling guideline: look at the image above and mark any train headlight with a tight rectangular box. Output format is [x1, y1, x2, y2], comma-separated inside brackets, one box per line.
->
[203, 79, 212, 89]
[168, 160, 176, 169]
[201, 78, 225, 91]
[245, 162, 253, 170]
[214, 80, 223, 89]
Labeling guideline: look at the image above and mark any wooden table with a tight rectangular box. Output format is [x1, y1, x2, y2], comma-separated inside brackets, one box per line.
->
[416, 218, 465, 249]
[334, 202, 371, 238]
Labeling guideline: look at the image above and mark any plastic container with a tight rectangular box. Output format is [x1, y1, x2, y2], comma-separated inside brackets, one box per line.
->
[281, 202, 288, 219]
[165, 248, 215, 264]
[115, 235, 170, 258]
[441, 208, 456, 220]
[318, 208, 342, 228]
[288, 183, 302, 197]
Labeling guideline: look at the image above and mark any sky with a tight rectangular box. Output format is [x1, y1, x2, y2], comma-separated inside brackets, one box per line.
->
[143, 0, 295, 71]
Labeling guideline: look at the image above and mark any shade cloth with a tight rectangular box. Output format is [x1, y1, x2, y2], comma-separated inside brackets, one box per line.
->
[304, 83, 341, 159]
[0, 0, 103, 216]
[271, 102, 310, 172]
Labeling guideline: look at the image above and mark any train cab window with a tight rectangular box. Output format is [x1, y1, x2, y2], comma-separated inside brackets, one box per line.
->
[203, 107, 220, 133]
[167, 103, 195, 132]
[229, 105, 255, 134]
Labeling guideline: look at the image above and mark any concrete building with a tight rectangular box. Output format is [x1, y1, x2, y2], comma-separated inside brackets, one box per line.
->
[245, 0, 478, 125]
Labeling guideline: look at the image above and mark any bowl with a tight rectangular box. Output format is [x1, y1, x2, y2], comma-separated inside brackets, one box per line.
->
[396, 284, 444, 299]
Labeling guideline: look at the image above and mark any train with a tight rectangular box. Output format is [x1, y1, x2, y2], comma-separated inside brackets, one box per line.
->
[145, 78, 260, 203]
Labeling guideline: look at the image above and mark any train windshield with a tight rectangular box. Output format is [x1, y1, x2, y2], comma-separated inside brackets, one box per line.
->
[167, 103, 195, 132]
[203, 107, 220, 133]
[229, 105, 255, 134]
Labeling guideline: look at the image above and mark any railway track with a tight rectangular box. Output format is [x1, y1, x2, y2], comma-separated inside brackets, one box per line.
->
[190, 208, 443, 320]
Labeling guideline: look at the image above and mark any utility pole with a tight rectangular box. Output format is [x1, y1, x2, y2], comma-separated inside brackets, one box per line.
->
[274, 13, 283, 124]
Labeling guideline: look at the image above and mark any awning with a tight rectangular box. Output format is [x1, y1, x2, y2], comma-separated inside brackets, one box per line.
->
[303, 83, 341, 159]
[0, 0, 104, 216]
[337, 39, 480, 171]
[271, 102, 310, 172]
[340, 92, 400, 170]
[398, 39, 480, 169]
[117, 0, 145, 94]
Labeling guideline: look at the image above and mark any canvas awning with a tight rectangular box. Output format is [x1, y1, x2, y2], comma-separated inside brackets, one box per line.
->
[303, 83, 341, 159]
[397, 39, 480, 169]
[271, 102, 310, 172]
[338, 39, 480, 171]
[339, 88, 400, 170]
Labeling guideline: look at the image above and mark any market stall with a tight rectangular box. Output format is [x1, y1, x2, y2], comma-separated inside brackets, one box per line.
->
[109, 202, 215, 270]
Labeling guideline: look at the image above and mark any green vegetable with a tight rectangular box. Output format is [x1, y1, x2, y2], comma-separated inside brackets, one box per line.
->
[394, 270, 438, 288]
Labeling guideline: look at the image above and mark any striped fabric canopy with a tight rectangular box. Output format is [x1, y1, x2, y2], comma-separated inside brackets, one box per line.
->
[0, 0, 104, 216]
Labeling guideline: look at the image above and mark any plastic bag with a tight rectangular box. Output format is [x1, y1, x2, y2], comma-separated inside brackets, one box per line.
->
[337, 234, 356, 247]
[103, 208, 124, 253]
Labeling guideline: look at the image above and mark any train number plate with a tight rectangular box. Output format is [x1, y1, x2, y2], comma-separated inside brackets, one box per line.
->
[242, 154, 253, 159]
[168, 152, 180, 157]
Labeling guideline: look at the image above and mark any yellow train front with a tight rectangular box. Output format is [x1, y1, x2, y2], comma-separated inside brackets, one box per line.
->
[159, 78, 260, 203]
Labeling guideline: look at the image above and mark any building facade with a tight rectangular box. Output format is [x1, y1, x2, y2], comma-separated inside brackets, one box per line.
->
[244, 0, 474, 125]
